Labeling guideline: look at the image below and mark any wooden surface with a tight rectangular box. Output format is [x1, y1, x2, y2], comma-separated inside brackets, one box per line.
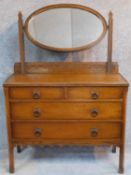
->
[4, 73, 128, 87]
[18, 12, 25, 74]
[10, 87, 64, 99]
[9, 87, 123, 99]
[24, 4, 108, 52]
[3, 3, 129, 173]
[4, 88, 14, 173]
[4, 71, 129, 174]
[119, 87, 128, 173]
[107, 12, 113, 73]
[12, 122, 121, 139]
[11, 102, 122, 120]
[14, 62, 119, 74]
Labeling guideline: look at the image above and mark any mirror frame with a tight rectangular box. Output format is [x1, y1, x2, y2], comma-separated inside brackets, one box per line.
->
[24, 4, 108, 52]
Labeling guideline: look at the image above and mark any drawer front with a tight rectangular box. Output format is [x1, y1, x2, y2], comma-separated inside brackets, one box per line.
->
[10, 87, 123, 100]
[12, 122, 121, 139]
[10, 87, 64, 99]
[68, 87, 123, 99]
[11, 102, 122, 120]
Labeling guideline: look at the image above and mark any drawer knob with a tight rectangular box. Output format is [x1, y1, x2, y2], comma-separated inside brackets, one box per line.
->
[34, 128, 42, 137]
[91, 108, 98, 117]
[33, 108, 41, 118]
[91, 128, 98, 137]
[32, 91, 40, 99]
[91, 92, 99, 99]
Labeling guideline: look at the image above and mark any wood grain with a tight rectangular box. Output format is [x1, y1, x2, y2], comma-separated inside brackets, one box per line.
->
[4, 88, 14, 173]
[4, 73, 128, 87]
[10, 87, 64, 100]
[119, 87, 128, 173]
[9, 87, 123, 100]
[11, 101, 122, 120]
[14, 62, 119, 74]
[3, 5, 129, 174]
[12, 122, 121, 139]
[18, 12, 25, 74]
[107, 12, 113, 73]
[24, 4, 108, 52]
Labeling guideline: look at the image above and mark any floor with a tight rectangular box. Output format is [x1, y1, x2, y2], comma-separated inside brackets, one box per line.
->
[0, 146, 131, 175]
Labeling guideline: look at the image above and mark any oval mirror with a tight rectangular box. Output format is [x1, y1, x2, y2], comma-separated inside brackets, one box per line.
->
[25, 4, 107, 52]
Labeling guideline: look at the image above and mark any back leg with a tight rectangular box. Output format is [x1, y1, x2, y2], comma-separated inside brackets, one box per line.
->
[112, 145, 116, 153]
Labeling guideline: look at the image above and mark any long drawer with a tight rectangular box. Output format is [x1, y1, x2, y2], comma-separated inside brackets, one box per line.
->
[12, 122, 121, 139]
[11, 102, 122, 120]
[10, 87, 123, 100]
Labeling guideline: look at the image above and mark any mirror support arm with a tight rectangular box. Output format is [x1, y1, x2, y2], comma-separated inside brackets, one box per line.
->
[107, 11, 113, 73]
[18, 11, 25, 74]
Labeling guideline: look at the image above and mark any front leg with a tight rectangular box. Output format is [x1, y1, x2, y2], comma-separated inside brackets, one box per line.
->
[9, 143, 14, 173]
[118, 145, 124, 174]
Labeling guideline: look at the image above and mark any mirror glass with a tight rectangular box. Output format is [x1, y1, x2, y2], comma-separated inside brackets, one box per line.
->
[26, 7, 106, 51]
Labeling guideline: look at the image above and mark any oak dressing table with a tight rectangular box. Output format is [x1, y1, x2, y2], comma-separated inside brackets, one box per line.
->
[3, 4, 129, 173]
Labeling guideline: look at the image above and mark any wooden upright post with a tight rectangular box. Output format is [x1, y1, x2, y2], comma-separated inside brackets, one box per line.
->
[107, 11, 113, 73]
[18, 11, 25, 74]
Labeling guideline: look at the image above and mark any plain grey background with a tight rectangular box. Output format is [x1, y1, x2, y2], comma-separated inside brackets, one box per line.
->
[0, 0, 131, 149]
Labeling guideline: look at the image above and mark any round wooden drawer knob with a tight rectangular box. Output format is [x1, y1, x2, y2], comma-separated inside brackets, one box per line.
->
[91, 108, 98, 117]
[91, 92, 99, 99]
[32, 91, 40, 99]
[33, 108, 41, 118]
[91, 128, 98, 137]
[34, 128, 42, 137]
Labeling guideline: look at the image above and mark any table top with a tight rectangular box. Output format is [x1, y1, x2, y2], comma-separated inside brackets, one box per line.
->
[3, 73, 129, 87]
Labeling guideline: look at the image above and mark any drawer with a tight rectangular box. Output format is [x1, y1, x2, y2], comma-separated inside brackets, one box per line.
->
[12, 122, 121, 139]
[10, 87, 64, 99]
[68, 87, 123, 99]
[11, 102, 122, 120]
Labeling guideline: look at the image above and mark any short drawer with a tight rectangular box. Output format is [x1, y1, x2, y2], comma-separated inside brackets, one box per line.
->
[10, 87, 64, 99]
[11, 102, 122, 120]
[12, 122, 121, 139]
[68, 87, 123, 99]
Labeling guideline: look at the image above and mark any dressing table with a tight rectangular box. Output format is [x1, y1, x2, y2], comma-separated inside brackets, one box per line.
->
[3, 4, 129, 174]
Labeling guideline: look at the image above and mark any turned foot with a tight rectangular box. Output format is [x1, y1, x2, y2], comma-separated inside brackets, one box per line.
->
[119, 146, 124, 174]
[9, 167, 14, 174]
[118, 167, 124, 174]
[9, 144, 15, 173]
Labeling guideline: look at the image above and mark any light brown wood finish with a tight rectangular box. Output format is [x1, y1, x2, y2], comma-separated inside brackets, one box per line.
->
[24, 4, 108, 52]
[68, 87, 123, 99]
[107, 12, 113, 73]
[13, 138, 121, 146]
[4, 73, 128, 173]
[14, 62, 119, 74]
[119, 87, 128, 173]
[12, 122, 121, 139]
[11, 102, 122, 120]
[9, 87, 123, 99]
[4, 88, 14, 173]
[3, 4, 129, 174]
[10, 87, 64, 99]
[4, 73, 128, 87]
[18, 12, 25, 74]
